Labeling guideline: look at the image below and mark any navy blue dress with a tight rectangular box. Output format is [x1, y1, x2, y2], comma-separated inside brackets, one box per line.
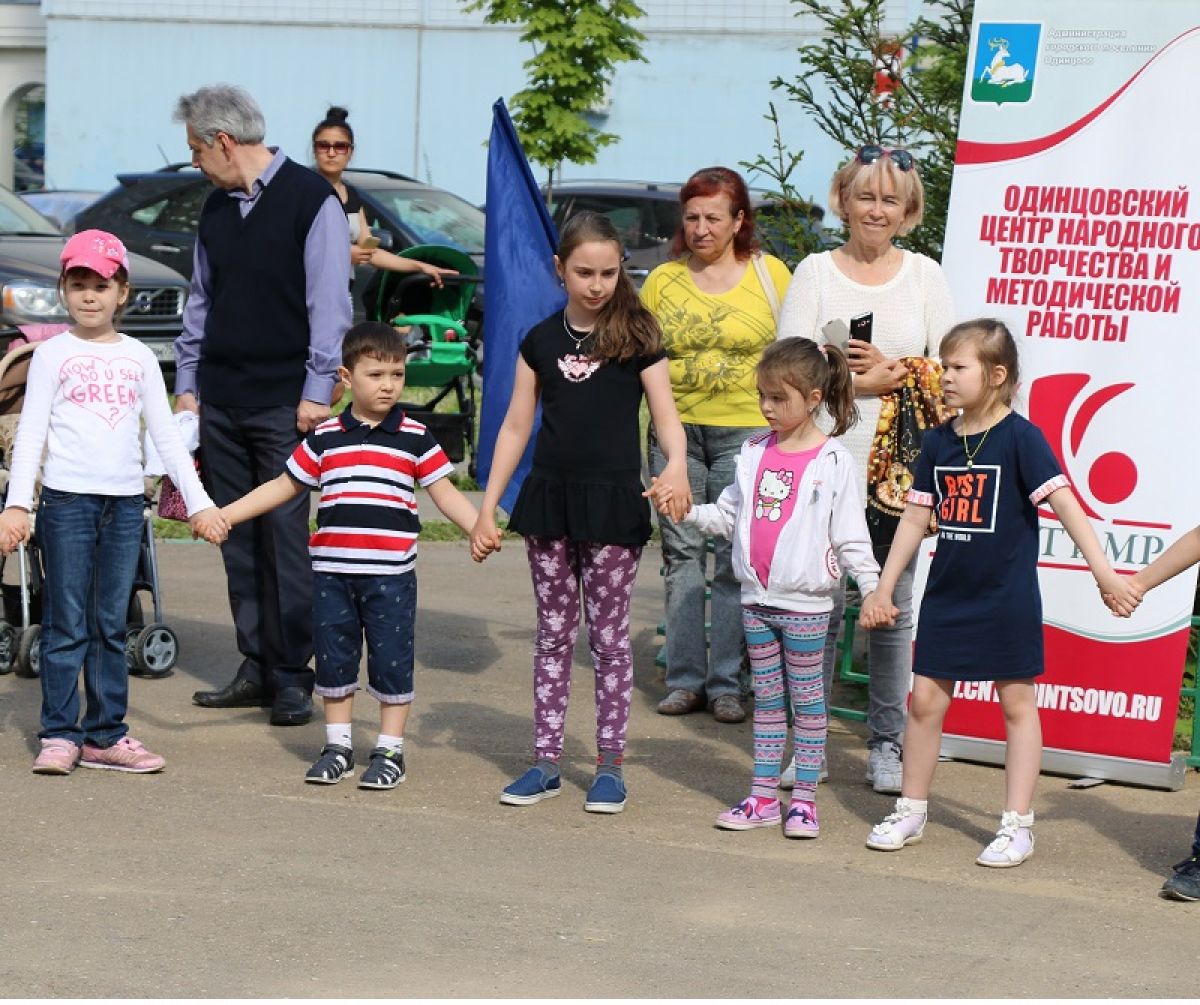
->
[908, 412, 1067, 681]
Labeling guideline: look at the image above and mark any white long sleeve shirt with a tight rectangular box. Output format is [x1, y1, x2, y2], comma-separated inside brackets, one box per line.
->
[776, 250, 956, 480]
[7, 332, 213, 515]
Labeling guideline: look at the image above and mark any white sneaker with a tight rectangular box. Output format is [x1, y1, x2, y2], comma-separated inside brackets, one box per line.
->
[866, 741, 903, 794]
[866, 797, 927, 851]
[976, 810, 1035, 868]
[779, 755, 828, 790]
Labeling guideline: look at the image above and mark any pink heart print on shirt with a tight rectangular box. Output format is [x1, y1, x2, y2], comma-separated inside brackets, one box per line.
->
[557, 353, 602, 383]
[59, 354, 143, 428]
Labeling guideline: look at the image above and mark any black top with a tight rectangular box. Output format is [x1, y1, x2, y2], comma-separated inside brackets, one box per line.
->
[341, 183, 363, 218]
[507, 311, 666, 546]
[910, 412, 1065, 681]
[197, 158, 335, 407]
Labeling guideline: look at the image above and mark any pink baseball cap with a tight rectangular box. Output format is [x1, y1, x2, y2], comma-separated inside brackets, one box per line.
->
[60, 229, 129, 279]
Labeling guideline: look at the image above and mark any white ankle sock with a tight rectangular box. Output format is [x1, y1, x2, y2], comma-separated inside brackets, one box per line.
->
[376, 734, 404, 754]
[326, 723, 352, 748]
[900, 796, 929, 814]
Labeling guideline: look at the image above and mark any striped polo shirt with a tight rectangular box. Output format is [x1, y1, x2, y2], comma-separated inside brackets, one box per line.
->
[286, 403, 453, 575]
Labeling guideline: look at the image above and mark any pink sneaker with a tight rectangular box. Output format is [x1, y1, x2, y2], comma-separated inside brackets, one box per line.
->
[783, 799, 820, 839]
[715, 796, 781, 831]
[32, 738, 81, 775]
[81, 736, 165, 774]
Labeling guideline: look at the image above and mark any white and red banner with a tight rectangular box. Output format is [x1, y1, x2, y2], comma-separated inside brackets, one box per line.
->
[933, 1, 1200, 784]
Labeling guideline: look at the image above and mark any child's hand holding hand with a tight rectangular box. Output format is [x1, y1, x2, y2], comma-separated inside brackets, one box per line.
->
[0, 507, 30, 554]
[190, 507, 229, 546]
[652, 465, 693, 523]
[469, 513, 503, 563]
[1097, 570, 1142, 618]
[858, 590, 897, 630]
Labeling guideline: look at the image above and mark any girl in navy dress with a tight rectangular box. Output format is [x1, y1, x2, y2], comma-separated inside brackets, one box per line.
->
[859, 319, 1140, 867]
[470, 212, 691, 815]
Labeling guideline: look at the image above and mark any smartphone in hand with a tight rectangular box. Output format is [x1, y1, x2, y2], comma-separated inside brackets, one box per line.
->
[821, 318, 851, 351]
[360, 235, 382, 250]
[850, 312, 873, 344]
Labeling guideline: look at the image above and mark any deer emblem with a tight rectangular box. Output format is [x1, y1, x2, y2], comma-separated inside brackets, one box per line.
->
[980, 37, 1029, 87]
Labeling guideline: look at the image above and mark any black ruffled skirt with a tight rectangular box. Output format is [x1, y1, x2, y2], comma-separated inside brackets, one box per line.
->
[507, 468, 653, 546]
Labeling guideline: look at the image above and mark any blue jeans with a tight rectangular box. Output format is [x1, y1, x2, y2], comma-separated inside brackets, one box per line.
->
[649, 422, 759, 702]
[821, 549, 917, 750]
[313, 571, 416, 704]
[38, 488, 144, 746]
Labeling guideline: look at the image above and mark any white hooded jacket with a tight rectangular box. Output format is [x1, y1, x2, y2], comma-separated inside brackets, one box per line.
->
[684, 432, 880, 613]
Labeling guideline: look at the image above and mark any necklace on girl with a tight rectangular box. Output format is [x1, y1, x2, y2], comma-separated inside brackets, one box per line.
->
[960, 414, 1000, 469]
[562, 311, 594, 352]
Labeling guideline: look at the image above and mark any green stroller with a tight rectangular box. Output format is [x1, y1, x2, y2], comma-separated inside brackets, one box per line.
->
[367, 245, 482, 476]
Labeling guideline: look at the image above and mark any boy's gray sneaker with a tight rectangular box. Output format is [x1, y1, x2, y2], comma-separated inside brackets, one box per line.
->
[306, 744, 354, 784]
[866, 741, 903, 794]
[358, 747, 406, 789]
[1161, 856, 1200, 901]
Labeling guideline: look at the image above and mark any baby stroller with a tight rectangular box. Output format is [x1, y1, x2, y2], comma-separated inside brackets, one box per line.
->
[366, 245, 482, 476]
[0, 339, 179, 680]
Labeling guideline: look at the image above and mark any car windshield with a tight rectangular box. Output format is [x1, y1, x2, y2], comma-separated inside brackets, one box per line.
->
[0, 185, 62, 235]
[362, 186, 485, 254]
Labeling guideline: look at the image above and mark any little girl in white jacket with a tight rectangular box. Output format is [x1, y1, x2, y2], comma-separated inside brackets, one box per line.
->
[652, 338, 880, 839]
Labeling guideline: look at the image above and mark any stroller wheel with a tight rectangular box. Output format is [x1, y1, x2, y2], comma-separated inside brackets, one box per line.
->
[15, 624, 39, 678]
[130, 623, 178, 679]
[0, 619, 16, 674]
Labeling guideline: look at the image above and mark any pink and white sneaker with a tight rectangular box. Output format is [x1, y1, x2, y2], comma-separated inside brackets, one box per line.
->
[715, 795, 781, 831]
[81, 736, 165, 774]
[783, 799, 820, 839]
[32, 738, 81, 775]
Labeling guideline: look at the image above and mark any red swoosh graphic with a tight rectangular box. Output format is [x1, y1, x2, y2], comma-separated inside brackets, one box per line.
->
[956, 25, 1200, 165]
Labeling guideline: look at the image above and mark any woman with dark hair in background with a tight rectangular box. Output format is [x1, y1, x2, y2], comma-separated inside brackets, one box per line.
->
[311, 106, 454, 290]
[642, 166, 792, 724]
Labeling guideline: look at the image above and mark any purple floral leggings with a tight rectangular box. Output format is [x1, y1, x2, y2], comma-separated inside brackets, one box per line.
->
[524, 536, 641, 761]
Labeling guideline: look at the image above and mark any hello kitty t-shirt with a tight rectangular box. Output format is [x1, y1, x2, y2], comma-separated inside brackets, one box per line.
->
[749, 435, 823, 589]
[6, 332, 213, 514]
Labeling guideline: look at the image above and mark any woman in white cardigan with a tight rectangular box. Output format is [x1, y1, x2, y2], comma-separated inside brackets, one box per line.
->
[776, 146, 955, 795]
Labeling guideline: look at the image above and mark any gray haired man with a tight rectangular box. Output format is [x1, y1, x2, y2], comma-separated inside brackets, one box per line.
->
[173, 84, 350, 726]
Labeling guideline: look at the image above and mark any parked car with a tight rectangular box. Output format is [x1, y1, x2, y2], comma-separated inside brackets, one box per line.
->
[0, 184, 188, 375]
[543, 179, 832, 285]
[74, 166, 486, 328]
[18, 190, 104, 231]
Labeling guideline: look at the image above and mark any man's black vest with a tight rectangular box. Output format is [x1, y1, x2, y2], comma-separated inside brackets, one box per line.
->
[197, 158, 333, 407]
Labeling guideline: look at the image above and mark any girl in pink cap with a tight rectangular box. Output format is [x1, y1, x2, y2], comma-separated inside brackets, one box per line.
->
[0, 229, 227, 775]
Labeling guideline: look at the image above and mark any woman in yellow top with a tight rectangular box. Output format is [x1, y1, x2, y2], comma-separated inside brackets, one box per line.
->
[643, 166, 791, 723]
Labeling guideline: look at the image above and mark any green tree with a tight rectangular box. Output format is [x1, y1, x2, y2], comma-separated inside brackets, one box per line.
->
[465, 0, 647, 196]
[747, 0, 973, 261]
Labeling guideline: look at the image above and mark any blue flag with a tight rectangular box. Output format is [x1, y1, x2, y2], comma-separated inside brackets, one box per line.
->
[478, 98, 565, 514]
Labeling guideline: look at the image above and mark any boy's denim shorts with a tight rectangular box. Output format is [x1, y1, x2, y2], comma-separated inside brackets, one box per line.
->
[313, 570, 416, 704]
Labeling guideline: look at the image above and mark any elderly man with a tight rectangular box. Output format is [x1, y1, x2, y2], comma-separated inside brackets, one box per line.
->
[173, 85, 350, 726]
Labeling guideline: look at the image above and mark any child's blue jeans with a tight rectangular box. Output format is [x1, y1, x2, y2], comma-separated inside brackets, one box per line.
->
[313, 571, 416, 704]
[37, 488, 143, 746]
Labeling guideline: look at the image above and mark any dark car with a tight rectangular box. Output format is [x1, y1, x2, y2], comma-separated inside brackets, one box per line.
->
[0, 184, 188, 371]
[543, 179, 832, 285]
[74, 166, 486, 327]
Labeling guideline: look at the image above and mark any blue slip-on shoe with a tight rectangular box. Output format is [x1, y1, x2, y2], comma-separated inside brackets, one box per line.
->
[583, 772, 627, 814]
[500, 765, 561, 806]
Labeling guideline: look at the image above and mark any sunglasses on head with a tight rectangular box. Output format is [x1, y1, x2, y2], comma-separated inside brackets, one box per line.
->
[314, 140, 352, 155]
[856, 145, 915, 171]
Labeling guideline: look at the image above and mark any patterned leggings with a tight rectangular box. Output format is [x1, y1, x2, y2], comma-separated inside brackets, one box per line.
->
[525, 536, 642, 761]
[742, 605, 831, 800]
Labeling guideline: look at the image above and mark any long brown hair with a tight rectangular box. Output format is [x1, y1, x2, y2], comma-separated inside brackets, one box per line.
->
[757, 338, 858, 437]
[557, 212, 662, 362]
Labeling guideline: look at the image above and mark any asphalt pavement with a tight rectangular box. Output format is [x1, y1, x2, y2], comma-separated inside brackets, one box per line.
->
[0, 535, 1196, 997]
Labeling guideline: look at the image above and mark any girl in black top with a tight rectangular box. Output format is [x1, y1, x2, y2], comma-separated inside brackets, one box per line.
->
[471, 212, 690, 814]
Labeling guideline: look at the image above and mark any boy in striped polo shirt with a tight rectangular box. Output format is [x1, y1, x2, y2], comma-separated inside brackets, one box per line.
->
[220, 322, 480, 788]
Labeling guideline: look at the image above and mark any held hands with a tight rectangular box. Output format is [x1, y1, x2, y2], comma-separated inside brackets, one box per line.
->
[189, 507, 230, 546]
[1097, 570, 1143, 618]
[0, 507, 30, 554]
[857, 590, 897, 630]
[469, 512, 503, 563]
[644, 469, 693, 524]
